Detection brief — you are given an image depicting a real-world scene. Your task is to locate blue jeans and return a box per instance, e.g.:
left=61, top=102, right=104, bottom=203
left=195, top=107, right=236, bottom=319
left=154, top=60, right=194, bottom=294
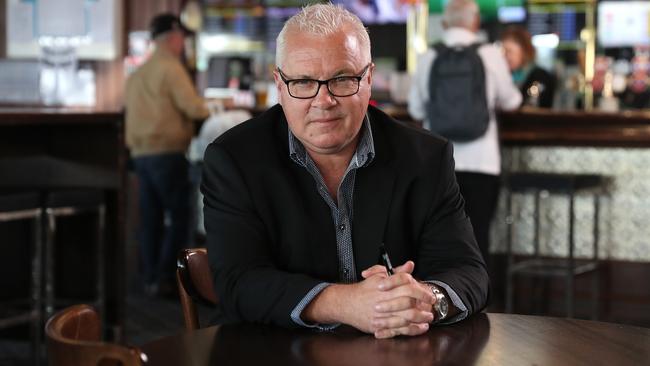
left=133, top=153, right=190, bottom=286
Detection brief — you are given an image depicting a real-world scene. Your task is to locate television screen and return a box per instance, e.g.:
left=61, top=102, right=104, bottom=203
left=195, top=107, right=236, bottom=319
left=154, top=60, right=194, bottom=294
left=336, top=0, right=409, bottom=24
left=527, top=1, right=585, bottom=42
left=598, top=1, right=650, bottom=47
left=206, top=56, right=254, bottom=90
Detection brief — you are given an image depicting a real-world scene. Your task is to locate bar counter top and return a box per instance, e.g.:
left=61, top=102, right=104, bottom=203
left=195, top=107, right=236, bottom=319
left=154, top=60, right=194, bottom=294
left=374, top=104, right=650, bottom=148
left=498, top=107, right=650, bottom=148
left=5, top=105, right=650, bottom=148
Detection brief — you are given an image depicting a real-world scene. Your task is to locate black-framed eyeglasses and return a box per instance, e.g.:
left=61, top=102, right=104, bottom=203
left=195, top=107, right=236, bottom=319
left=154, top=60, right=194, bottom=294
left=277, top=63, right=371, bottom=99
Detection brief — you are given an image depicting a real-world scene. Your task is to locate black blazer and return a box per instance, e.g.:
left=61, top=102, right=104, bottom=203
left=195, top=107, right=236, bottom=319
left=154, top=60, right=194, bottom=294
left=201, top=104, right=488, bottom=328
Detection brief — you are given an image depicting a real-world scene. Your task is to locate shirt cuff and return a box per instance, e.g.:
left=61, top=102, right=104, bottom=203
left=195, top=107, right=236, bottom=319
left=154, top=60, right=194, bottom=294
left=290, top=282, right=340, bottom=331
left=427, top=280, right=469, bottom=325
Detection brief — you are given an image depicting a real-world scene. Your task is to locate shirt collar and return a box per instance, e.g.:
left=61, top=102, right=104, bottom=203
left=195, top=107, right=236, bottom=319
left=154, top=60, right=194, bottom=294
left=442, top=27, right=479, bottom=46
left=289, top=113, right=375, bottom=169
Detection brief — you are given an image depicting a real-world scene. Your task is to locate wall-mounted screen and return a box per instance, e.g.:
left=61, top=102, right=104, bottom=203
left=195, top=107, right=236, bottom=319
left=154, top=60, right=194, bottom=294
left=336, top=0, right=409, bottom=24
left=429, top=0, right=525, bottom=23
left=527, top=2, right=585, bottom=42
left=598, top=1, right=650, bottom=47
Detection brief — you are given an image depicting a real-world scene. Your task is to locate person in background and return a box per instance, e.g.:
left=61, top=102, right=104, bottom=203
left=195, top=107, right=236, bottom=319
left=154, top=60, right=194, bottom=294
left=501, top=25, right=556, bottom=108
left=125, top=13, right=210, bottom=297
left=201, top=3, right=488, bottom=338
left=408, top=0, right=521, bottom=273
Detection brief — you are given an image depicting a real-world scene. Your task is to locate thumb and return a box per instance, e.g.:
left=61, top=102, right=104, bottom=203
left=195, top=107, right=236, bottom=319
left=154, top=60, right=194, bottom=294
left=361, top=265, right=388, bottom=279
left=394, top=260, right=415, bottom=274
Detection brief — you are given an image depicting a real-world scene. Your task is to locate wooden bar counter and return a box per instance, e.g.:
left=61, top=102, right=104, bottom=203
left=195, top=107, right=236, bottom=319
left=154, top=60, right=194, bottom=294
left=499, top=107, right=650, bottom=147
left=492, top=107, right=650, bottom=325
left=0, top=107, right=127, bottom=341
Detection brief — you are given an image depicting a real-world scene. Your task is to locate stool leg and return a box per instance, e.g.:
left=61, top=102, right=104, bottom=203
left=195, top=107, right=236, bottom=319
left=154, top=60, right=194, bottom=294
left=506, top=190, right=515, bottom=313
left=566, top=192, right=575, bottom=318
left=531, top=191, right=541, bottom=314
left=31, top=212, right=43, bottom=365
left=592, top=193, right=600, bottom=320
left=45, top=209, right=56, bottom=320
left=97, top=205, right=106, bottom=333
left=533, top=191, right=542, bottom=257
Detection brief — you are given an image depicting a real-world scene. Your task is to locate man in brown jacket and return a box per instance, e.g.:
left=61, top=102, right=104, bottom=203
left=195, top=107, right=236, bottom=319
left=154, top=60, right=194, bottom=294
left=125, top=13, right=209, bottom=296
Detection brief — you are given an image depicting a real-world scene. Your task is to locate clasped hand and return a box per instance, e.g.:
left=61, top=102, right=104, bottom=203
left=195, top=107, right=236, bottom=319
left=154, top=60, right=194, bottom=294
left=355, top=261, right=436, bottom=339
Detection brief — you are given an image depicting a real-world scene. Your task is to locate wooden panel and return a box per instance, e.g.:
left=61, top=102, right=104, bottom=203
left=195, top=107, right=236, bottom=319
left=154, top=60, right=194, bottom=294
left=499, top=108, right=650, bottom=147
left=127, top=0, right=185, bottom=32
left=0, top=110, right=127, bottom=341
left=489, top=254, right=650, bottom=327
left=95, top=60, right=125, bottom=111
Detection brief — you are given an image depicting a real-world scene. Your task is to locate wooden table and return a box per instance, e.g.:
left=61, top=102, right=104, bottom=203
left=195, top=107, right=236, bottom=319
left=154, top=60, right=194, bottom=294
left=141, top=313, right=650, bottom=365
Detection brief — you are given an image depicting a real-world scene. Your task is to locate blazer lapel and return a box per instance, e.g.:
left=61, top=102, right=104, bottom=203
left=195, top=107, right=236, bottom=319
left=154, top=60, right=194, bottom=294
left=352, top=112, right=397, bottom=276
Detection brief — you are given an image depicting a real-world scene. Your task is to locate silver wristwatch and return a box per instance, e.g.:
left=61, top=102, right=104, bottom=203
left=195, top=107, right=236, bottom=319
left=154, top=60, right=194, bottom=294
left=430, top=285, right=449, bottom=323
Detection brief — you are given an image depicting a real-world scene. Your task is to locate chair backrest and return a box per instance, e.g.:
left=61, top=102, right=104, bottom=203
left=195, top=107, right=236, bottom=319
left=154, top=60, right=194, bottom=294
left=46, top=304, right=147, bottom=366
left=177, top=248, right=219, bottom=330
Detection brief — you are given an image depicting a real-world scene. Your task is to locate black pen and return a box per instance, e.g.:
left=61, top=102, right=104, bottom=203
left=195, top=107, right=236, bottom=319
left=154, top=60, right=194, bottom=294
left=379, top=244, right=394, bottom=276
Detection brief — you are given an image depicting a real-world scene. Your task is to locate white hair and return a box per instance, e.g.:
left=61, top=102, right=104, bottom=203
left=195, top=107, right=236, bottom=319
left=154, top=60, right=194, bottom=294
left=443, top=0, right=479, bottom=29
left=275, top=3, right=371, bottom=69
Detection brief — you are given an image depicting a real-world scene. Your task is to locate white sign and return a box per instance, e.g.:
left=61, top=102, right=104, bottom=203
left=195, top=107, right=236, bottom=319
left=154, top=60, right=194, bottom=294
left=7, top=0, right=122, bottom=60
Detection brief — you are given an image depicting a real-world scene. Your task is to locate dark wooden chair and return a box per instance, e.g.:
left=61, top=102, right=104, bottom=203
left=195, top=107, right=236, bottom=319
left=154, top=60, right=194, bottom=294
left=45, top=304, right=147, bottom=366
left=176, top=248, right=219, bottom=330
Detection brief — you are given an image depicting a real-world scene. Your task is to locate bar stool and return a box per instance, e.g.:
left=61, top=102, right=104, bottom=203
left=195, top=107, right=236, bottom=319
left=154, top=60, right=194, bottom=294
left=504, top=172, right=605, bottom=319
left=44, top=189, right=106, bottom=327
left=0, top=191, right=43, bottom=365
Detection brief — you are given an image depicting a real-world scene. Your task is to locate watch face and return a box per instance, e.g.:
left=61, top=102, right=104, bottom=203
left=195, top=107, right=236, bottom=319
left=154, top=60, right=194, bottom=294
left=438, top=297, right=449, bottom=318
left=431, top=286, right=449, bottom=320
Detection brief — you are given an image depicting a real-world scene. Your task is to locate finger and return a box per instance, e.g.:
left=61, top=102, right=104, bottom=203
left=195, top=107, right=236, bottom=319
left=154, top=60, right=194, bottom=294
left=374, top=323, right=429, bottom=339
left=361, top=265, right=388, bottom=279
left=375, top=296, right=417, bottom=313
left=416, top=299, right=434, bottom=312
left=372, top=315, right=410, bottom=330
left=379, top=287, right=434, bottom=308
left=378, top=272, right=415, bottom=291
left=393, top=260, right=415, bottom=274
left=375, top=297, right=435, bottom=319
left=378, top=277, right=435, bottom=304
left=373, top=307, right=434, bottom=325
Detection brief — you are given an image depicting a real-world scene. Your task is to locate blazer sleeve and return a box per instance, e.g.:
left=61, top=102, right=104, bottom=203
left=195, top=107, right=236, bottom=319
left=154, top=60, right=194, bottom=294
left=201, top=142, right=324, bottom=328
left=415, top=141, right=489, bottom=315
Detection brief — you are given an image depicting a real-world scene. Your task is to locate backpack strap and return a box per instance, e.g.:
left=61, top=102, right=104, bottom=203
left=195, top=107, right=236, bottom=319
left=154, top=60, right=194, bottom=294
left=468, top=42, right=484, bottom=52
left=432, top=42, right=449, bottom=56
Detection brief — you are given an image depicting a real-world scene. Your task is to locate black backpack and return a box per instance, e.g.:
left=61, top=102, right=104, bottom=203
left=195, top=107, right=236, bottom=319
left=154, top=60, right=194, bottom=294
left=427, top=42, right=489, bottom=142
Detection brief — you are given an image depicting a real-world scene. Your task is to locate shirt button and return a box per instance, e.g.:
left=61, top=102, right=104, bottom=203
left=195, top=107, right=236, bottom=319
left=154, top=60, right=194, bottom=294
left=339, top=224, right=345, bottom=232
left=343, top=268, right=350, bottom=275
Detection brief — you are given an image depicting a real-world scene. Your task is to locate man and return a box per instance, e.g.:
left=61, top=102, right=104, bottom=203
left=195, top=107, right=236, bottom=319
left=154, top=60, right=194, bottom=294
left=202, top=4, right=487, bottom=339
left=408, top=0, right=522, bottom=267
left=125, top=13, right=209, bottom=296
